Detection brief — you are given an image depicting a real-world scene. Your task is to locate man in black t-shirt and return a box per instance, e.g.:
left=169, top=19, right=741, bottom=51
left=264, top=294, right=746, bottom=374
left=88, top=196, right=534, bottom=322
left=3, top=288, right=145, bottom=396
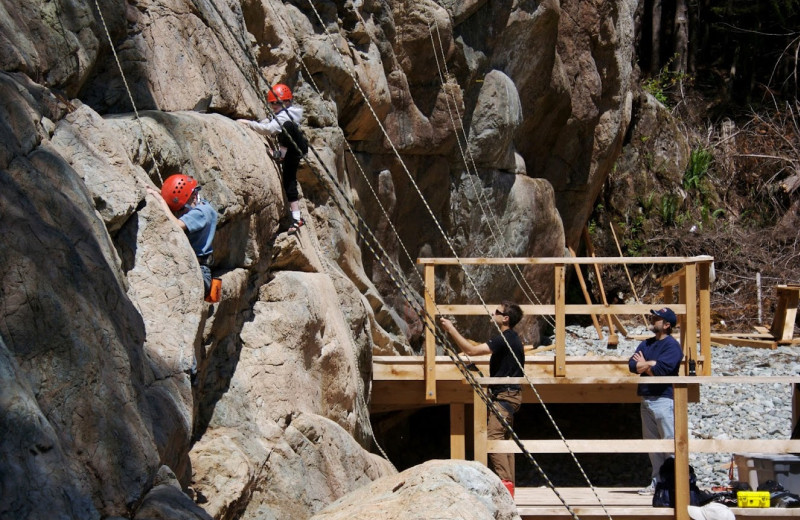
left=439, top=301, right=524, bottom=495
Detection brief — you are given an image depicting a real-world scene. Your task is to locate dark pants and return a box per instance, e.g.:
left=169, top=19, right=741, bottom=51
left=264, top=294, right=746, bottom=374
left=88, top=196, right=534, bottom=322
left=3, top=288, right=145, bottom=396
left=282, top=152, right=300, bottom=203
left=488, top=389, right=522, bottom=482
left=200, top=265, right=211, bottom=296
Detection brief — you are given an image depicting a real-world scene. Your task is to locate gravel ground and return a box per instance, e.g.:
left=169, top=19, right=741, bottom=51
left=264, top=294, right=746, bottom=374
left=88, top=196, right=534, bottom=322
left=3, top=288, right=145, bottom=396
left=545, top=324, right=800, bottom=489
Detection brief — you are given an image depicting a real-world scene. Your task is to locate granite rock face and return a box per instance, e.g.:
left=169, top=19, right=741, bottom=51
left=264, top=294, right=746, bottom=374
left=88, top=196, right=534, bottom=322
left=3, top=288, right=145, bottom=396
left=1, top=0, right=642, bottom=517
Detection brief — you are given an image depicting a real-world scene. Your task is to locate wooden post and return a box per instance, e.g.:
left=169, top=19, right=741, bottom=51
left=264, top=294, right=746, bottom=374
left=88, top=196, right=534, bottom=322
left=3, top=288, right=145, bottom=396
left=663, top=284, right=674, bottom=305
left=771, top=286, right=800, bottom=343
left=450, top=403, right=465, bottom=459
left=474, top=388, right=487, bottom=465
left=569, top=246, right=604, bottom=340
left=698, top=261, right=712, bottom=376
left=424, top=264, right=437, bottom=402
left=793, top=384, right=800, bottom=441
left=555, top=264, right=566, bottom=377
left=673, top=383, right=690, bottom=520
left=757, top=273, right=762, bottom=324
left=683, top=264, right=697, bottom=375
left=582, top=228, right=618, bottom=345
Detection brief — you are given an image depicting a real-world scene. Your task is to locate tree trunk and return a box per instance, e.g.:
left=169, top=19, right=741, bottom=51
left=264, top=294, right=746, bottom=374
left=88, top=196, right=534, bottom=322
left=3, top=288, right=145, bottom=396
left=650, top=0, right=663, bottom=75
left=673, top=0, right=688, bottom=74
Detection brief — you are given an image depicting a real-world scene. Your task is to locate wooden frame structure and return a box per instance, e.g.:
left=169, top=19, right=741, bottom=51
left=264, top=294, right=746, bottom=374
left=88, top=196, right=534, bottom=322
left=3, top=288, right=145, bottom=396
left=372, top=255, right=800, bottom=520
left=709, top=284, right=800, bottom=349
left=417, top=256, right=714, bottom=402
left=475, top=375, right=800, bottom=520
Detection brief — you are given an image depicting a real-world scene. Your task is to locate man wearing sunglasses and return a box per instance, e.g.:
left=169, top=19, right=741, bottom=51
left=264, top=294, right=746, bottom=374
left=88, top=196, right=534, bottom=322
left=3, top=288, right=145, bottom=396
left=628, top=307, right=683, bottom=496
left=439, top=301, right=524, bottom=496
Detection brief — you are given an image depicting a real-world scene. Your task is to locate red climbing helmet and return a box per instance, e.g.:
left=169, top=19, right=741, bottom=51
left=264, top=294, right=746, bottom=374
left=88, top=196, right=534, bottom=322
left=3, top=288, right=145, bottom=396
left=161, top=174, right=198, bottom=212
left=268, top=83, right=293, bottom=103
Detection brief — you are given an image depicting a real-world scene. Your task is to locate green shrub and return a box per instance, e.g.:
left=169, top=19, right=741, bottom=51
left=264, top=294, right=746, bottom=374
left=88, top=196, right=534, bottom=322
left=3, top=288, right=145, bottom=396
left=684, top=146, right=714, bottom=192
left=660, top=193, right=680, bottom=226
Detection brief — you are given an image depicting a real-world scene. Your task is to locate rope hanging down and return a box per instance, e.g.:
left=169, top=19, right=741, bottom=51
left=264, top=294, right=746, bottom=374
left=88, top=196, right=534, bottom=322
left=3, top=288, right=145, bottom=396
left=297, top=4, right=611, bottom=518
left=425, top=20, right=612, bottom=515
left=426, top=22, right=555, bottom=330
left=263, top=3, right=600, bottom=518
left=91, top=0, right=164, bottom=184
left=293, top=121, right=583, bottom=520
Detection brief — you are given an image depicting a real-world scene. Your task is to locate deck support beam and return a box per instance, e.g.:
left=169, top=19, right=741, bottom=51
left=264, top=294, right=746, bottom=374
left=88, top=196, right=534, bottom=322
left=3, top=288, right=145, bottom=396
left=474, top=389, right=487, bottom=466
left=450, top=403, right=465, bottom=459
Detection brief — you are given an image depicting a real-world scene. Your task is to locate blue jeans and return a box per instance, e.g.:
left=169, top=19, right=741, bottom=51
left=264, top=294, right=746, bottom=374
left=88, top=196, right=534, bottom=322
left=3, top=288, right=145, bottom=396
left=641, top=395, right=674, bottom=483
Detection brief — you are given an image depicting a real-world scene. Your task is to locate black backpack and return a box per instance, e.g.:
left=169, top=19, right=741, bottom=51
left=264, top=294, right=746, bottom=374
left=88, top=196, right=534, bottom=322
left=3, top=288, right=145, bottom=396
left=758, top=480, right=800, bottom=508
left=653, top=457, right=713, bottom=507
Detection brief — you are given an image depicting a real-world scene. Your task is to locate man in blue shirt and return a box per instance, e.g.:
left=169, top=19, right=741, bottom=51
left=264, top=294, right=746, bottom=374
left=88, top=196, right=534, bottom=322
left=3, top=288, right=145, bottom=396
left=629, top=307, right=684, bottom=495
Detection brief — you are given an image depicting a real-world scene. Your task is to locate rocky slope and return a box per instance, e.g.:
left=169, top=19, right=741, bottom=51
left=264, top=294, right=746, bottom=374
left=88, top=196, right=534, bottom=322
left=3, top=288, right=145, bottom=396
left=1, top=0, right=643, bottom=518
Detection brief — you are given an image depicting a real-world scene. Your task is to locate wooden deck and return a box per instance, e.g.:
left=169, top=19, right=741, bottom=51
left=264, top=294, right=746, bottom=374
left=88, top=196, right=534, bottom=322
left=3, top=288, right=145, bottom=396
left=515, top=487, right=800, bottom=519
left=371, top=256, right=800, bottom=520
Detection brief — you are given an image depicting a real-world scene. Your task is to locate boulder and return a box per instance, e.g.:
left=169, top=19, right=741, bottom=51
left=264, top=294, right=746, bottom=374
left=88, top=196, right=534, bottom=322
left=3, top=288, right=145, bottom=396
left=190, top=413, right=394, bottom=519
left=310, top=459, right=520, bottom=520
left=467, top=69, right=523, bottom=171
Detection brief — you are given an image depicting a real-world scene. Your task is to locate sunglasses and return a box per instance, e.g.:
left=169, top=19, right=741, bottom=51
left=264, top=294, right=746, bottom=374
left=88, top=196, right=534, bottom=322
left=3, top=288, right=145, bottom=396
left=494, top=309, right=507, bottom=316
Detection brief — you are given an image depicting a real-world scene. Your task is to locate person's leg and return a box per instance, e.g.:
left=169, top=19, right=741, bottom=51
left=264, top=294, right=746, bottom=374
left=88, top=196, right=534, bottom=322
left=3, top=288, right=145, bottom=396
left=641, top=398, right=661, bottom=489
left=282, top=154, right=300, bottom=216
left=649, top=395, right=675, bottom=479
left=200, top=265, right=212, bottom=296
left=487, top=390, right=522, bottom=483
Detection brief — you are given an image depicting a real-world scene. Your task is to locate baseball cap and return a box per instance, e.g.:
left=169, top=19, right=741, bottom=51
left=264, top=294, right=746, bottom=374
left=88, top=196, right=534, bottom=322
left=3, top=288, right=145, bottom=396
left=688, top=503, right=735, bottom=520
left=650, top=307, right=677, bottom=327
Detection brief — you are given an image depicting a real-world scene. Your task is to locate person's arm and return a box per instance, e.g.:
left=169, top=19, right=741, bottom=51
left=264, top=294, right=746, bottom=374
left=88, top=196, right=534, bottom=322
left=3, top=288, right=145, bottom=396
left=438, top=318, right=492, bottom=356
left=649, top=341, right=684, bottom=376
left=631, top=350, right=657, bottom=375
left=146, top=186, right=187, bottom=230
left=236, top=117, right=281, bottom=136
left=629, top=344, right=644, bottom=373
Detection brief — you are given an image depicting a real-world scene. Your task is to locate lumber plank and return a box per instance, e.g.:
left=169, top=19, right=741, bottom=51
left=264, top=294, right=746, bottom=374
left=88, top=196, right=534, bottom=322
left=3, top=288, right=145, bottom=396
left=487, top=438, right=800, bottom=453
left=417, top=256, right=714, bottom=265
left=424, top=264, right=436, bottom=401
left=436, top=303, right=688, bottom=315
left=710, top=335, right=778, bottom=349
left=476, top=375, right=800, bottom=384
left=450, top=403, right=465, bottom=459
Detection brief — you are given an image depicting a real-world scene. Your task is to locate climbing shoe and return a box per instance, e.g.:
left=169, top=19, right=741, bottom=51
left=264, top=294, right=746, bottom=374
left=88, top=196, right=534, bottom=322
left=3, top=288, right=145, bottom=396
left=288, top=218, right=305, bottom=235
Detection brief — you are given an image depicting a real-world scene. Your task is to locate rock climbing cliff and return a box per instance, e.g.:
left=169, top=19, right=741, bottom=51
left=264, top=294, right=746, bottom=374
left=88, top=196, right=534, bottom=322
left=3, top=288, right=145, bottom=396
left=0, top=0, right=637, bottom=518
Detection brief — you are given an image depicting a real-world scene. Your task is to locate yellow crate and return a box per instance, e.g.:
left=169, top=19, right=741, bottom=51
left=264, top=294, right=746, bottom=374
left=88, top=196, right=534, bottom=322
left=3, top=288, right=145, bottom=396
left=737, top=491, right=770, bottom=508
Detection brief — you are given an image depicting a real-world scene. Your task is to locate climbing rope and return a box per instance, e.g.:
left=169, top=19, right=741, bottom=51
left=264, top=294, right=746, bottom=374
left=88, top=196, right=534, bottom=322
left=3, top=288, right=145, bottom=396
left=300, top=133, right=586, bottom=520
left=250, top=3, right=590, bottom=517
left=296, top=6, right=616, bottom=518
left=426, top=22, right=556, bottom=330
left=90, top=0, right=164, bottom=184
left=425, top=20, right=613, bottom=516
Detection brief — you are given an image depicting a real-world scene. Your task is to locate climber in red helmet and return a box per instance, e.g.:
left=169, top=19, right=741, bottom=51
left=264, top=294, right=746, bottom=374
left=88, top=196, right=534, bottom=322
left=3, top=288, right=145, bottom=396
left=147, top=174, right=218, bottom=297
left=237, top=83, right=309, bottom=235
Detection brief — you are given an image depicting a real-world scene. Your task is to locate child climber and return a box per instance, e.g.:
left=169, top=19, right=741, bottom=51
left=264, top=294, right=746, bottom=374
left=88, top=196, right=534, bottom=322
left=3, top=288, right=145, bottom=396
left=237, top=83, right=308, bottom=234
left=147, top=174, right=218, bottom=297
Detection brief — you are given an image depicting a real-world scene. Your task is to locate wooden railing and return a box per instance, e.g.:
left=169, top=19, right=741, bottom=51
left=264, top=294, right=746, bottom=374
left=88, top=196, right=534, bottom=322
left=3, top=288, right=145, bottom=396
left=474, top=375, right=800, bottom=520
left=417, top=256, right=715, bottom=402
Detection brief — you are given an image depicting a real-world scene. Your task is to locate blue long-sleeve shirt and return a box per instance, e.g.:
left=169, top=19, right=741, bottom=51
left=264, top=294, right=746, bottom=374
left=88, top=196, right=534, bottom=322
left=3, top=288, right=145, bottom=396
left=628, top=335, right=683, bottom=398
